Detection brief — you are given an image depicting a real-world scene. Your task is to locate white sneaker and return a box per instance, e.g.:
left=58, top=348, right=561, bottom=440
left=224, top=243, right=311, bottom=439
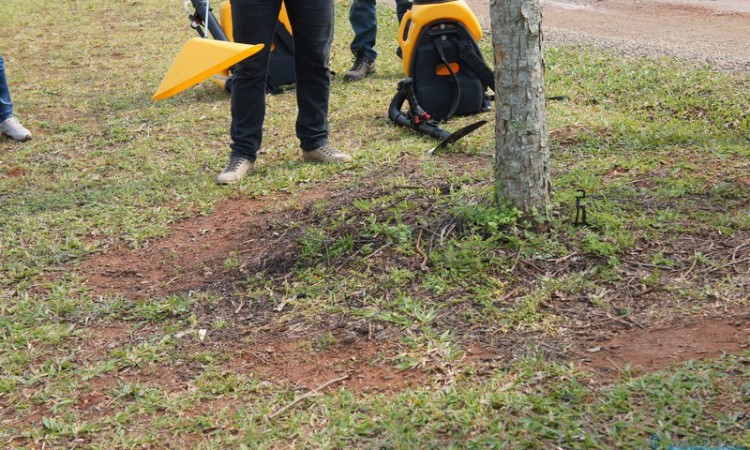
left=0, top=117, right=32, bottom=142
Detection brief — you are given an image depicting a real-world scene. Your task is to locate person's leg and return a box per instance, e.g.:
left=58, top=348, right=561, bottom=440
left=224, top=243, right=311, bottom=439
left=284, top=0, right=333, bottom=151
left=228, top=0, right=282, bottom=162
left=395, top=0, right=412, bottom=24
left=345, top=0, right=378, bottom=80
left=216, top=0, right=281, bottom=183
left=349, top=0, right=378, bottom=61
left=0, top=55, right=31, bottom=141
left=393, top=0, right=412, bottom=59
left=0, top=55, right=14, bottom=122
left=285, top=0, right=351, bottom=162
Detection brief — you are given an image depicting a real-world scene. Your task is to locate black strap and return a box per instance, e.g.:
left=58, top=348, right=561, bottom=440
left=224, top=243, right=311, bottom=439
left=433, top=38, right=460, bottom=121
left=274, top=20, right=294, bottom=54
left=266, top=20, right=295, bottom=92
left=457, top=40, right=495, bottom=92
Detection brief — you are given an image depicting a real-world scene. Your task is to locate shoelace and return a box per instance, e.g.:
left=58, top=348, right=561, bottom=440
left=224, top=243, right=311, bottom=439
left=226, top=157, right=246, bottom=171
left=319, top=145, right=337, bottom=156
left=352, top=57, right=370, bottom=71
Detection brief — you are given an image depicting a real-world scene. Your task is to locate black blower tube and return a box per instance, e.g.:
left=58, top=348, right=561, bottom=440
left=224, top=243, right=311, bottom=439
left=190, top=0, right=229, bottom=41
left=388, top=88, right=451, bottom=141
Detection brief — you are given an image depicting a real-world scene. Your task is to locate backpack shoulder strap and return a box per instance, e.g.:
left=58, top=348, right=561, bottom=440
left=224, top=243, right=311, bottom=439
left=457, top=40, right=495, bottom=92
left=433, top=38, right=461, bottom=121
left=274, top=20, right=294, bottom=53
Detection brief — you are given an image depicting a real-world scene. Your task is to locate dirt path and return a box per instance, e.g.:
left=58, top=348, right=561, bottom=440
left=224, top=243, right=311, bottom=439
left=388, top=0, right=750, bottom=72
left=543, top=0, right=750, bottom=72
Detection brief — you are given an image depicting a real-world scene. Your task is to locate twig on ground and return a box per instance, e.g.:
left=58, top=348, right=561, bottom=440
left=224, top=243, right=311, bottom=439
left=729, top=242, right=749, bottom=263
left=266, top=374, right=350, bottom=420
left=498, top=286, right=522, bottom=303
left=333, top=248, right=363, bottom=272
left=415, top=229, right=429, bottom=271
left=363, top=242, right=392, bottom=260
left=624, top=260, right=673, bottom=270
left=605, top=356, right=623, bottom=372
left=239, top=226, right=292, bottom=255
left=438, top=220, right=457, bottom=246
left=678, top=254, right=699, bottom=281
left=605, top=312, right=645, bottom=329
left=509, top=249, right=523, bottom=274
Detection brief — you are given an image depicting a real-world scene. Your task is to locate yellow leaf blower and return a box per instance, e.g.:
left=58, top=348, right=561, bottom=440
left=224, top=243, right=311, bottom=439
left=153, top=0, right=295, bottom=101
left=388, top=0, right=495, bottom=152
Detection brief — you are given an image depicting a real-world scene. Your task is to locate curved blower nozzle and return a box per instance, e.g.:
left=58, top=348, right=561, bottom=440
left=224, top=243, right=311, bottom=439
left=152, top=38, right=264, bottom=100
left=388, top=78, right=451, bottom=141
left=388, top=77, right=487, bottom=155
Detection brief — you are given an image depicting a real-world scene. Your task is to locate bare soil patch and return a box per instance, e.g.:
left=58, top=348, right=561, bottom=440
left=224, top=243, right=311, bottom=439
left=583, top=315, right=750, bottom=374
left=227, top=339, right=426, bottom=393
left=77, top=194, right=308, bottom=300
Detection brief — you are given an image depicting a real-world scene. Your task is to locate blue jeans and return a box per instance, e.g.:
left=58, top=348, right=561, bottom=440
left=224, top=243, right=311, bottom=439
left=350, top=0, right=411, bottom=61
left=229, top=0, right=334, bottom=160
left=0, top=55, right=13, bottom=122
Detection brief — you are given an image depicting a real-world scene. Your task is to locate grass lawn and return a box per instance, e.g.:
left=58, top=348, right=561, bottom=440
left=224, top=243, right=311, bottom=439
left=0, top=0, right=748, bottom=448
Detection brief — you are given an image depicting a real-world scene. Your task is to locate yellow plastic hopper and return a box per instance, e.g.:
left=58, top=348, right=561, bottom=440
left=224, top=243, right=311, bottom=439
left=152, top=38, right=264, bottom=100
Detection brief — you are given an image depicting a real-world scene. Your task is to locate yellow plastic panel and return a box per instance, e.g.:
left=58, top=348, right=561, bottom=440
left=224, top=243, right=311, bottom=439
left=219, top=1, right=233, bottom=42
left=398, top=0, right=482, bottom=77
left=219, top=1, right=292, bottom=42
left=278, top=3, right=292, bottom=35
left=152, top=38, right=264, bottom=100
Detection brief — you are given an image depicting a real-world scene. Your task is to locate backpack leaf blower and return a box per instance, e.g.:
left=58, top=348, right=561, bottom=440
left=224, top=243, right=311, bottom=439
left=388, top=0, right=495, bottom=153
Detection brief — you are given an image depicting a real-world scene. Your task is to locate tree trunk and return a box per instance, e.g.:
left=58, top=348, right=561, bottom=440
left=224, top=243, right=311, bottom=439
left=490, top=0, right=551, bottom=220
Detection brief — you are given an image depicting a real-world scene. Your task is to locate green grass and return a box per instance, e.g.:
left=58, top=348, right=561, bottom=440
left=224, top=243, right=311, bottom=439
left=1, top=0, right=749, bottom=448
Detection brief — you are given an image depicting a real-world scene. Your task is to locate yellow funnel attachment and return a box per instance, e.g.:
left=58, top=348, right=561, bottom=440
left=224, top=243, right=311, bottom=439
left=152, top=38, right=264, bottom=100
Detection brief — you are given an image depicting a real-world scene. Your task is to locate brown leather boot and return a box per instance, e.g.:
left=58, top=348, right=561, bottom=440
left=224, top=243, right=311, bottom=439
left=344, top=56, right=376, bottom=81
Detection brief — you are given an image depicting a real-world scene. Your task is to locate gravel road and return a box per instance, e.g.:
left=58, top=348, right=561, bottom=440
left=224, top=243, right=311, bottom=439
left=384, top=0, right=750, bottom=72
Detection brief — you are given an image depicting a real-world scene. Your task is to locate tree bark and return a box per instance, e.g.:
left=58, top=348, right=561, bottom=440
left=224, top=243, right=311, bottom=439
left=490, top=0, right=551, bottom=220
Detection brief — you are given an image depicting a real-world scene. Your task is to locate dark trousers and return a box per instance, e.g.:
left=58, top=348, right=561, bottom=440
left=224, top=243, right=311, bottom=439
left=0, top=55, right=14, bottom=122
left=230, top=0, right=334, bottom=160
left=350, top=0, right=412, bottom=61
